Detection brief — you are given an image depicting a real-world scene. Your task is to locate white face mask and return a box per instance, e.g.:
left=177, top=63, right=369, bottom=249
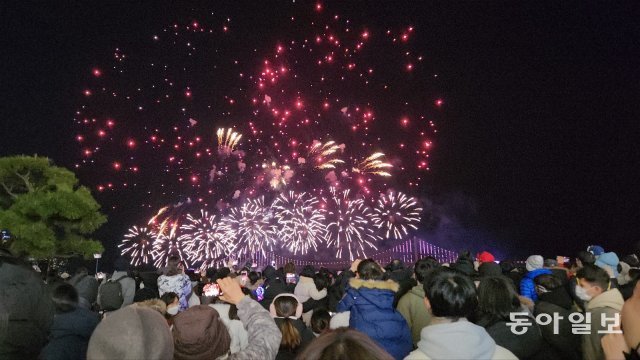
left=167, top=305, right=179, bottom=315
left=575, top=285, right=592, bottom=301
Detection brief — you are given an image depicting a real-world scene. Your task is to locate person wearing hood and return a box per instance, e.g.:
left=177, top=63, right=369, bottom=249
left=533, top=274, right=581, bottom=360
left=520, top=255, right=552, bottom=301
left=397, top=257, right=439, bottom=346
left=576, top=265, right=625, bottom=360
left=595, top=251, right=620, bottom=288
left=270, top=294, right=314, bottom=360
left=262, top=265, right=290, bottom=310
left=41, top=283, right=99, bottom=360
left=337, top=259, right=412, bottom=360
left=67, top=266, right=99, bottom=309
left=405, top=268, right=516, bottom=360
left=450, top=250, right=476, bottom=277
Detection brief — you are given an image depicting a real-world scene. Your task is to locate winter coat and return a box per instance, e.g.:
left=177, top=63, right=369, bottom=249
left=229, top=296, right=282, bottom=360
left=534, top=287, right=581, bottom=360
left=209, top=303, right=249, bottom=354
left=397, top=284, right=432, bottom=346
left=294, top=276, right=327, bottom=303
left=337, top=278, right=412, bottom=360
left=68, top=273, right=99, bottom=309
left=484, top=319, right=545, bottom=360
left=582, top=288, right=624, bottom=360
left=97, top=271, right=136, bottom=309
left=40, top=307, right=99, bottom=360
left=0, top=255, right=54, bottom=360
left=157, top=273, right=192, bottom=311
left=273, top=317, right=314, bottom=360
left=519, top=268, right=552, bottom=301
left=261, top=278, right=290, bottom=310
left=405, top=319, right=517, bottom=360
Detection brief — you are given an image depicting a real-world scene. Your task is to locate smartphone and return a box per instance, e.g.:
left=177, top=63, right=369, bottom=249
left=241, top=271, right=248, bottom=286
left=203, top=283, right=222, bottom=297
left=96, top=272, right=106, bottom=280
left=286, top=273, right=296, bottom=284
left=254, top=286, right=265, bottom=302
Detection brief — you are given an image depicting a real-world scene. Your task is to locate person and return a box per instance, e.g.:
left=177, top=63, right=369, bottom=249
left=472, top=276, right=546, bottom=359
left=160, top=291, right=180, bottom=324
left=86, top=305, right=174, bottom=359
left=310, top=308, right=331, bottom=337
left=533, top=274, right=581, bottom=360
left=450, top=250, right=475, bottom=276
left=261, top=265, right=289, bottom=309
left=587, top=245, right=606, bottom=257
left=337, top=259, right=412, bottom=360
left=0, top=248, right=54, bottom=360
left=544, top=258, right=570, bottom=285
left=209, top=296, right=249, bottom=354
left=477, top=251, right=496, bottom=264
left=397, top=256, right=439, bottom=346
left=269, top=293, right=314, bottom=360
left=576, top=265, right=625, bottom=360
left=296, top=327, right=394, bottom=360
left=385, top=259, right=417, bottom=306
left=595, top=251, right=621, bottom=288
left=41, top=283, right=99, bottom=360
left=405, top=268, right=516, bottom=360
left=157, top=256, right=192, bottom=311
left=246, top=270, right=264, bottom=292
left=294, top=265, right=327, bottom=303
left=577, top=250, right=597, bottom=269
left=601, top=279, right=640, bottom=359
left=172, top=305, right=231, bottom=360
left=520, top=255, right=552, bottom=301
left=67, top=266, right=99, bottom=309
left=97, top=257, right=136, bottom=309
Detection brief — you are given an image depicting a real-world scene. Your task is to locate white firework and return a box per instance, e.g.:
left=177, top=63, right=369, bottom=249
left=372, top=191, right=423, bottom=240
left=119, top=226, right=155, bottom=266
left=323, top=187, right=380, bottom=261
left=151, top=231, right=189, bottom=269
left=272, top=191, right=327, bottom=255
left=220, top=197, right=275, bottom=257
left=179, top=210, right=234, bottom=270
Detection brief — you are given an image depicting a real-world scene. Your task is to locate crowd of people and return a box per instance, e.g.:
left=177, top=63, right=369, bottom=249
left=0, top=244, right=639, bottom=360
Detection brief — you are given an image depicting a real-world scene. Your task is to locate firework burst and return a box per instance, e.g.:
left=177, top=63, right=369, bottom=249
left=152, top=231, right=189, bottom=269
left=179, top=210, right=234, bottom=269
left=217, top=128, right=243, bottom=155
left=272, top=191, right=327, bottom=255
left=372, top=191, right=423, bottom=240
left=323, top=187, right=380, bottom=261
left=354, top=152, right=393, bottom=177
left=119, top=226, right=155, bottom=266
left=221, top=197, right=275, bottom=257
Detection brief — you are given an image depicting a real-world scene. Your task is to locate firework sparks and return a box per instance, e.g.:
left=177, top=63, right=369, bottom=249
left=179, top=210, right=234, bottom=270
left=372, top=191, right=423, bottom=240
left=220, top=197, right=275, bottom=257
left=119, top=226, right=155, bottom=266
left=354, top=152, right=393, bottom=177
left=272, top=191, right=327, bottom=255
left=217, top=128, right=243, bottom=155
left=151, top=231, right=189, bottom=268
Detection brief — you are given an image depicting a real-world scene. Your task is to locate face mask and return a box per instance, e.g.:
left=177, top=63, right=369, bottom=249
left=575, top=285, right=592, bottom=301
left=167, top=305, right=179, bottom=315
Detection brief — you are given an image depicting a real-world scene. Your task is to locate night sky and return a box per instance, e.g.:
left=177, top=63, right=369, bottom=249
left=2, top=1, right=638, bottom=262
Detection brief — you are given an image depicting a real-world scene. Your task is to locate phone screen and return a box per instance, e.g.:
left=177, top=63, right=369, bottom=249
left=286, top=273, right=296, bottom=284
left=203, top=283, right=222, bottom=297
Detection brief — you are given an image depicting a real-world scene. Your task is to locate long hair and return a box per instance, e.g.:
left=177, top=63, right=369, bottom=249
left=474, top=276, right=521, bottom=327
left=274, top=296, right=302, bottom=350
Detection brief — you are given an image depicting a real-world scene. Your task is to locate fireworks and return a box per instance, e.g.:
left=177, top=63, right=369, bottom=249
left=179, top=210, right=233, bottom=269
left=323, top=187, right=380, bottom=261
left=354, top=152, right=393, bottom=177
left=119, top=226, right=155, bottom=266
left=152, top=231, right=189, bottom=269
left=217, top=128, right=243, bottom=155
left=372, top=191, right=423, bottom=240
left=308, top=140, right=345, bottom=170
left=272, top=191, right=327, bottom=255
left=220, top=197, right=275, bottom=257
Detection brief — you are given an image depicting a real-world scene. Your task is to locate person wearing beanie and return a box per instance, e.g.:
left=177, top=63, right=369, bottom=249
left=172, top=305, right=232, bottom=360
left=520, top=255, right=551, bottom=301
left=87, top=305, right=174, bottom=360
left=587, top=245, right=605, bottom=257
left=595, top=252, right=620, bottom=280
left=477, top=251, right=495, bottom=264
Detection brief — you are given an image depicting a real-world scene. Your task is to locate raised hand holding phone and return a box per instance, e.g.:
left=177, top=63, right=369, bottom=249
left=217, top=277, right=246, bottom=305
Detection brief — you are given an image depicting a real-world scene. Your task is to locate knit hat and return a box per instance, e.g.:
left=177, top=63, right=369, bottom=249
left=526, top=255, right=544, bottom=272
left=87, top=305, right=173, bottom=360
left=595, top=252, right=620, bottom=278
left=476, top=251, right=495, bottom=264
left=172, top=305, right=231, bottom=360
left=587, top=245, right=605, bottom=257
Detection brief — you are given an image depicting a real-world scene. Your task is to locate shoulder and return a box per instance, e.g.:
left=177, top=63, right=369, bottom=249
left=493, top=345, right=518, bottom=360
left=404, top=349, right=430, bottom=360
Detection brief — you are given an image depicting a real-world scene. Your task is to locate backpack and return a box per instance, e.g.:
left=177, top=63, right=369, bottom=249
left=99, top=275, right=127, bottom=311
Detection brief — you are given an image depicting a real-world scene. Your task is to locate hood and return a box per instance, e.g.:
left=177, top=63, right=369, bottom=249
left=587, top=288, right=624, bottom=311
left=263, top=265, right=277, bottom=280
left=595, top=252, right=620, bottom=277
left=347, top=278, right=398, bottom=310
left=50, top=308, right=97, bottom=340
left=452, top=258, right=475, bottom=276
left=418, top=320, right=496, bottom=359
left=408, top=284, right=426, bottom=298
left=524, top=268, right=552, bottom=280
left=538, top=286, right=573, bottom=310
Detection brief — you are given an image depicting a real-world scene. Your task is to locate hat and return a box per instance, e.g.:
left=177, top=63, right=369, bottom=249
left=270, top=293, right=303, bottom=319
left=587, top=245, right=605, bottom=256
left=87, top=306, right=173, bottom=360
left=476, top=251, right=495, bottom=264
left=478, top=262, right=502, bottom=277
left=172, top=305, right=231, bottom=360
left=595, top=252, right=620, bottom=278
left=526, top=255, right=544, bottom=272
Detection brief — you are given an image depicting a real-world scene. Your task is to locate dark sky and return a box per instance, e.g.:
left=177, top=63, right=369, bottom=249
left=1, top=1, right=638, bottom=259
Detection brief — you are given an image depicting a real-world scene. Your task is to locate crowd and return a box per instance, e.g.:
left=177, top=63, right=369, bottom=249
left=0, top=243, right=639, bottom=360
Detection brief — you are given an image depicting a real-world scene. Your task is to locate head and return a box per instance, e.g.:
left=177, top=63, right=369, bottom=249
left=300, top=265, right=316, bottom=278
left=248, top=271, right=260, bottom=285
left=52, top=283, right=79, bottom=313
left=164, top=255, right=182, bottom=276
left=386, top=259, right=404, bottom=272
left=284, top=262, right=296, bottom=274
left=172, top=305, right=231, bottom=360
left=475, top=276, right=521, bottom=325
left=499, top=260, right=515, bottom=274
left=87, top=306, right=174, bottom=359
left=272, top=294, right=303, bottom=350
left=525, top=255, right=544, bottom=271
left=414, top=256, right=440, bottom=284
left=314, top=272, right=329, bottom=291
left=576, top=265, right=610, bottom=302
left=160, top=292, right=179, bottom=315
left=587, top=245, right=605, bottom=257
left=136, top=299, right=167, bottom=315
left=544, top=258, right=558, bottom=268
left=75, top=266, right=89, bottom=276
left=476, top=251, right=495, bottom=264
left=311, top=308, right=332, bottom=335
left=296, top=328, right=394, bottom=360
left=423, top=267, right=477, bottom=320
left=113, top=256, right=130, bottom=272
left=478, top=262, right=502, bottom=278
left=576, top=250, right=596, bottom=268
left=534, top=273, right=563, bottom=296
left=356, top=259, right=384, bottom=281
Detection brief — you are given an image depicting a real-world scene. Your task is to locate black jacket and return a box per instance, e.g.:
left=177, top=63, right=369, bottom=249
left=534, top=287, right=582, bottom=360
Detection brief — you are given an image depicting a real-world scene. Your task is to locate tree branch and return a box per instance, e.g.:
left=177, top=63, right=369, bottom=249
left=0, top=182, right=17, bottom=198
left=14, top=170, right=34, bottom=192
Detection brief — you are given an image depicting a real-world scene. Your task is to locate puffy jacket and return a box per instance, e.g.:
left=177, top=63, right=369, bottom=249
left=40, top=307, right=99, bottom=360
left=337, top=278, right=412, bottom=360
left=157, top=273, right=192, bottom=311
left=582, top=288, right=624, bottom=360
left=520, top=268, right=552, bottom=301
left=397, top=284, right=431, bottom=346
left=294, top=276, right=327, bottom=303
